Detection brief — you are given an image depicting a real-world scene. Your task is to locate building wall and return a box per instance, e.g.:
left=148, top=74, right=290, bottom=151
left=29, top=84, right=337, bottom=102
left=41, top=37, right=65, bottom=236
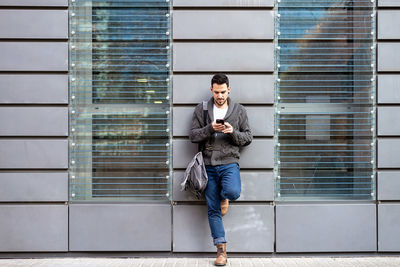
left=377, top=0, right=400, bottom=252
left=172, top=1, right=275, bottom=252
left=0, top=0, right=399, bottom=253
left=0, top=0, right=69, bottom=251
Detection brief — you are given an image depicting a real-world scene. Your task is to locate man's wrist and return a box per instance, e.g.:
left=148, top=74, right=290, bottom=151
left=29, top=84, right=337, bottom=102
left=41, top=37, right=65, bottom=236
left=207, top=123, right=215, bottom=134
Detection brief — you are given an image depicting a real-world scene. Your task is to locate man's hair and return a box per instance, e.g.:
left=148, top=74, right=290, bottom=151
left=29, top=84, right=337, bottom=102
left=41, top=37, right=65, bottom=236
left=211, top=73, right=229, bottom=87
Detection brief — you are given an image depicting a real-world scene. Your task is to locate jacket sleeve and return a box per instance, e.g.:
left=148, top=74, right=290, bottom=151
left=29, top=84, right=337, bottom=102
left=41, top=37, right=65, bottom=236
left=229, top=107, right=253, bottom=146
left=189, top=104, right=215, bottom=143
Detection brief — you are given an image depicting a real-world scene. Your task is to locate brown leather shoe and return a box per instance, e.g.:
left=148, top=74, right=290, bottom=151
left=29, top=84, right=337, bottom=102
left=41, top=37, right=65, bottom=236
left=214, top=243, right=227, bottom=266
left=221, top=199, right=229, bottom=216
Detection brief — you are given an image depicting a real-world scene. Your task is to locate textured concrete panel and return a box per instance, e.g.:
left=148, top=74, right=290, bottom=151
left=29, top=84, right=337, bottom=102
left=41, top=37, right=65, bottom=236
left=378, top=171, right=400, bottom=200
left=0, top=107, right=68, bottom=136
left=173, top=170, right=274, bottom=201
left=173, top=10, right=273, bottom=40
left=0, top=74, right=68, bottom=104
left=173, top=205, right=274, bottom=252
left=0, top=10, right=67, bottom=39
left=378, top=107, right=400, bottom=136
left=378, top=139, right=400, bottom=168
left=173, top=106, right=273, bottom=137
left=173, top=0, right=274, bottom=7
left=0, top=172, right=68, bottom=202
left=0, top=205, right=68, bottom=251
left=0, top=0, right=67, bottom=5
left=173, top=74, right=274, bottom=104
left=378, top=11, right=400, bottom=39
left=173, top=139, right=273, bottom=169
left=173, top=43, right=274, bottom=72
left=378, top=0, right=400, bottom=7
left=378, top=43, right=400, bottom=72
left=379, top=204, right=400, bottom=251
left=69, top=204, right=171, bottom=251
left=0, top=139, right=68, bottom=169
left=276, top=204, right=376, bottom=252
left=0, top=42, right=68, bottom=71
left=378, top=75, right=400, bottom=103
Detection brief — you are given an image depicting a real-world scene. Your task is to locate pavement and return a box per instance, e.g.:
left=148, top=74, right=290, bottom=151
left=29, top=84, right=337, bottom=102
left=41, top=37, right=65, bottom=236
left=1, top=257, right=400, bottom=267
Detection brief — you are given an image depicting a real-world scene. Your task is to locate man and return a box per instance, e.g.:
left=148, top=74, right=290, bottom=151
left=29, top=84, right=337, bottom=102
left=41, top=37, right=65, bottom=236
left=189, top=73, right=252, bottom=266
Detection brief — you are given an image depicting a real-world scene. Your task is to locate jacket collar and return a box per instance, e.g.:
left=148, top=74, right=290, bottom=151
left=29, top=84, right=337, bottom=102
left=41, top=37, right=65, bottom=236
left=207, top=97, right=235, bottom=122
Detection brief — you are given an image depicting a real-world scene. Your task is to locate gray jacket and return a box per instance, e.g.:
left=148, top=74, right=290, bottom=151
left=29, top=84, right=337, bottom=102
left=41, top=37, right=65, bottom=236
left=189, top=97, right=252, bottom=166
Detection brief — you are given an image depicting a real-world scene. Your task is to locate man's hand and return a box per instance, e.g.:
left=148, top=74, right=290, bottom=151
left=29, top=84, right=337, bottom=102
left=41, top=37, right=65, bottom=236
left=212, top=121, right=226, bottom=132
left=222, top=122, right=233, bottom=134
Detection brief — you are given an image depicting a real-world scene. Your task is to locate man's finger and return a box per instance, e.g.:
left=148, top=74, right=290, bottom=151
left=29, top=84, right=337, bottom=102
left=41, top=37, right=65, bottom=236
left=213, top=125, right=225, bottom=131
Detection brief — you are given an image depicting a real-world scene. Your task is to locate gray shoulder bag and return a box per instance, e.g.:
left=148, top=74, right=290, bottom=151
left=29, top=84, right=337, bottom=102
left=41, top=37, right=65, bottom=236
left=180, top=101, right=209, bottom=198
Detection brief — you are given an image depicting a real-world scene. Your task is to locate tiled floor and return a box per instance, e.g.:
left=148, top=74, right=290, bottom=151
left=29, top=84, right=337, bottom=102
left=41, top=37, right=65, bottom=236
left=1, top=257, right=400, bottom=267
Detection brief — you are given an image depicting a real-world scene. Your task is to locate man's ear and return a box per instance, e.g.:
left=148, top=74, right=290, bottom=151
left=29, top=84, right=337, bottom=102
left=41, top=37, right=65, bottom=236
left=228, top=86, right=231, bottom=94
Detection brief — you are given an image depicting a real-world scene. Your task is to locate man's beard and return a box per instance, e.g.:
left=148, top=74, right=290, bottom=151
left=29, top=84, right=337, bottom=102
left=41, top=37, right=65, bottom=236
left=215, top=98, right=226, bottom=107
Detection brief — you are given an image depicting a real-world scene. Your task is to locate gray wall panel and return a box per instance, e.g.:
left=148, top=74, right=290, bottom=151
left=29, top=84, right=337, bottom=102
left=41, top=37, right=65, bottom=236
left=172, top=107, right=193, bottom=137
left=0, top=10, right=68, bottom=39
left=378, top=171, right=400, bottom=200
left=173, top=139, right=197, bottom=169
left=378, top=0, right=400, bottom=7
left=0, top=140, right=68, bottom=169
left=173, top=205, right=274, bottom=252
left=173, top=139, right=273, bottom=169
left=173, top=74, right=274, bottom=104
left=378, top=107, right=400, bottom=136
left=0, top=205, right=68, bottom=251
left=276, top=204, right=377, bottom=252
left=378, top=43, right=400, bottom=72
left=378, top=75, right=400, bottom=104
left=173, top=43, right=274, bottom=72
left=378, top=139, right=400, bottom=168
left=173, top=10, right=273, bottom=40
left=378, top=204, right=400, bottom=251
left=0, top=74, right=68, bottom=104
left=0, top=0, right=67, bottom=6
left=0, top=42, right=68, bottom=71
left=69, top=204, right=171, bottom=251
left=0, top=172, right=68, bottom=202
left=173, top=170, right=274, bottom=201
left=173, top=0, right=274, bottom=7
left=378, top=11, right=400, bottom=40
left=239, top=139, right=273, bottom=168
left=0, top=107, right=68, bottom=136
left=173, top=106, right=273, bottom=137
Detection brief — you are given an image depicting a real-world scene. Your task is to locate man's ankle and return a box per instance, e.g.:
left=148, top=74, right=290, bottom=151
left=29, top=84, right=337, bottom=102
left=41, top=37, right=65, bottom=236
left=221, top=199, right=229, bottom=216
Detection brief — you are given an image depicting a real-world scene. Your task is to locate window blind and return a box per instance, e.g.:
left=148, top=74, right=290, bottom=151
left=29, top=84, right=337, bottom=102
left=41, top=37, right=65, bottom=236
left=69, top=0, right=172, bottom=201
left=275, top=0, right=376, bottom=200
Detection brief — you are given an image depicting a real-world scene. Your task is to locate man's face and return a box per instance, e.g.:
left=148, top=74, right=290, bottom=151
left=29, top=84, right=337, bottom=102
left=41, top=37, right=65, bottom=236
left=211, top=83, right=230, bottom=107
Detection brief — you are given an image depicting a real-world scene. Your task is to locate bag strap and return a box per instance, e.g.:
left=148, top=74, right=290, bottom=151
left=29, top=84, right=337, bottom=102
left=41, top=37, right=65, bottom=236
left=202, top=100, right=208, bottom=125
left=198, top=101, right=208, bottom=152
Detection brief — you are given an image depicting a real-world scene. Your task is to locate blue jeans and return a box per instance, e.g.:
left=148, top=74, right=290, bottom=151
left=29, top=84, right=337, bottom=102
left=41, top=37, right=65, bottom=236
left=205, top=163, right=241, bottom=245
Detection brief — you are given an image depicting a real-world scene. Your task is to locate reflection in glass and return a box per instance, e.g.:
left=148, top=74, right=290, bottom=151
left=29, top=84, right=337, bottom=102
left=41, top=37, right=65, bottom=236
left=69, top=0, right=171, bottom=201
left=275, top=0, right=376, bottom=200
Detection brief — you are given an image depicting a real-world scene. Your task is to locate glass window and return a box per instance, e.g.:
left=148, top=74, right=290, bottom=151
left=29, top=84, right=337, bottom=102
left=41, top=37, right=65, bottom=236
left=275, top=0, right=376, bottom=201
left=69, top=0, right=172, bottom=201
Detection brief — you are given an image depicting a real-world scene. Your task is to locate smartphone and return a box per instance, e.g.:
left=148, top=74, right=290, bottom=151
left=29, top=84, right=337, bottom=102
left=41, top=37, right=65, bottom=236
left=216, top=119, right=225, bottom=125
